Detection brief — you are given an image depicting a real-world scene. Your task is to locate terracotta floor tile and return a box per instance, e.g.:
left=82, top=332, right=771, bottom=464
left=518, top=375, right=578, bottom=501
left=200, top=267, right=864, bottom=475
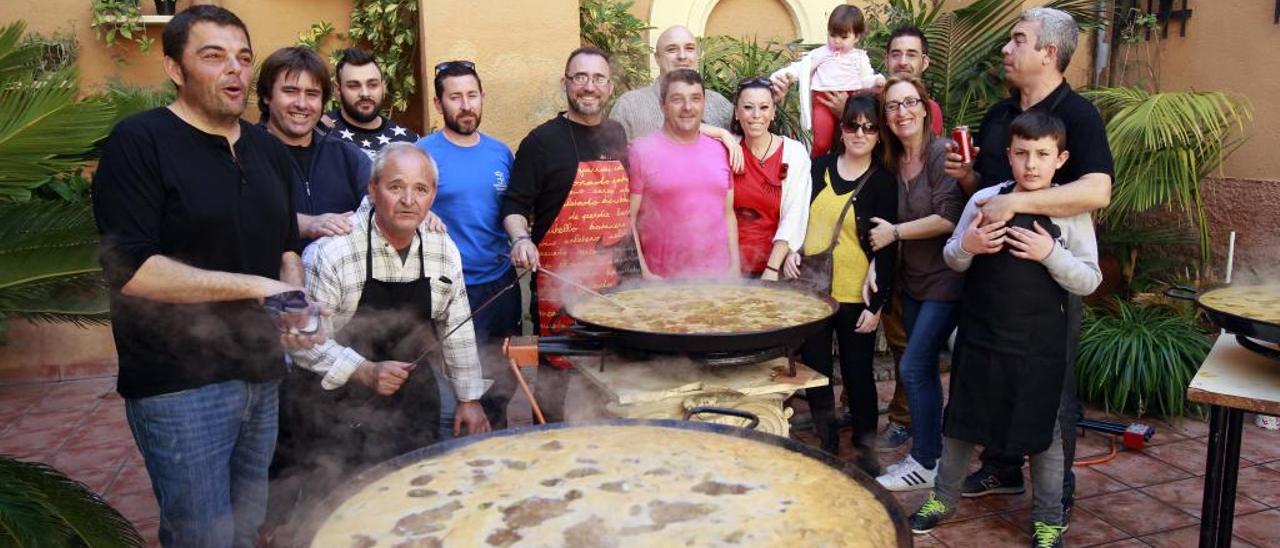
left=1072, top=466, right=1131, bottom=499
left=1088, top=450, right=1194, bottom=487
left=66, top=420, right=137, bottom=449
left=58, top=459, right=121, bottom=492
left=1075, top=430, right=1120, bottom=458
left=0, top=423, right=77, bottom=457
left=892, top=489, right=990, bottom=522
left=109, top=457, right=151, bottom=495
left=105, top=488, right=160, bottom=525
left=1091, top=540, right=1148, bottom=547
left=1237, top=464, right=1280, bottom=507
left=1139, top=476, right=1268, bottom=518
left=929, top=514, right=1030, bottom=547
left=50, top=440, right=138, bottom=474
left=1156, top=416, right=1211, bottom=439
left=913, top=533, right=947, bottom=547
left=1140, top=524, right=1257, bottom=548
left=1232, top=509, right=1280, bottom=547
left=132, top=518, right=160, bottom=548
left=999, top=506, right=1130, bottom=546
left=1145, top=438, right=1254, bottom=475
left=1238, top=425, right=1280, bottom=463
left=975, top=482, right=1034, bottom=513
left=7, top=408, right=91, bottom=434
left=1077, top=490, right=1198, bottom=537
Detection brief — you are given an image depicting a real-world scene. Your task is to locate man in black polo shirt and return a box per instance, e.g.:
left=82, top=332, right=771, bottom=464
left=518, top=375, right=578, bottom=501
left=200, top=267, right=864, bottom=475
left=942, top=7, right=1114, bottom=524
left=92, top=6, right=322, bottom=546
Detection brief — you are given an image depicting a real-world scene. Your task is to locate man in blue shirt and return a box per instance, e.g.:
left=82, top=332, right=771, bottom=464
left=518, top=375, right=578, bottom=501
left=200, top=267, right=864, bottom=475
left=418, top=60, right=522, bottom=430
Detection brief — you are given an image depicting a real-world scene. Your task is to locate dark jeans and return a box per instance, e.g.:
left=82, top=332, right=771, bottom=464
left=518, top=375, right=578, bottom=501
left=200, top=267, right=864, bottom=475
left=126, top=379, right=279, bottom=548
left=978, top=294, right=1083, bottom=505
left=800, top=303, right=879, bottom=439
left=900, top=295, right=960, bottom=469
left=437, top=268, right=523, bottom=437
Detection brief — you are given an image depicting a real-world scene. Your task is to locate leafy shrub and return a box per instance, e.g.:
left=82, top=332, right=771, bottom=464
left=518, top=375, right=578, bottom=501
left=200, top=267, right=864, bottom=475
left=1076, top=299, right=1211, bottom=418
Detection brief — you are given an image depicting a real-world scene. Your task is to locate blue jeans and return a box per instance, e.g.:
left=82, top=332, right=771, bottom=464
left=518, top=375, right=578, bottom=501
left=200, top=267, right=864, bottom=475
left=900, top=296, right=959, bottom=469
left=126, top=379, right=280, bottom=548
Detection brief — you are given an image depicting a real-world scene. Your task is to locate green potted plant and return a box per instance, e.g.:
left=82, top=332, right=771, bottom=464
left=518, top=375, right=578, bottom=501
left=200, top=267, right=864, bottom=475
left=90, top=0, right=154, bottom=54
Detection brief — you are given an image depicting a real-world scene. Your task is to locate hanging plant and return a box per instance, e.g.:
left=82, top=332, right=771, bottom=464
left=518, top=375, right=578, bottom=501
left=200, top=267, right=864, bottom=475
left=346, top=0, right=418, bottom=116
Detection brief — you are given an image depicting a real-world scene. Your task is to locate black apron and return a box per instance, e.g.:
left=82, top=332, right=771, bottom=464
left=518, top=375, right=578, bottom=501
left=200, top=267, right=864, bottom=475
left=276, top=208, right=441, bottom=476
left=943, top=186, right=1067, bottom=455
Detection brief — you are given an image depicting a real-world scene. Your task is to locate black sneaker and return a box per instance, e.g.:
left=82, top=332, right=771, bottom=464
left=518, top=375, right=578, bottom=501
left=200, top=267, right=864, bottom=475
left=1031, top=521, right=1065, bottom=548
left=961, top=467, right=1026, bottom=497
left=909, top=493, right=953, bottom=534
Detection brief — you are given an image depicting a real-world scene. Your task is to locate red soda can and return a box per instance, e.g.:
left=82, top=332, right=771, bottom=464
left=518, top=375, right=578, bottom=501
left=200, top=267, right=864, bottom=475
left=952, top=125, right=974, bottom=163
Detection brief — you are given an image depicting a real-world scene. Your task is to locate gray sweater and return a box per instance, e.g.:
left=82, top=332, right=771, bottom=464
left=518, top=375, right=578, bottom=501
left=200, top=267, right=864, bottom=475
left=608, top=81, right=733, bottom=142
left=943, top=182, right=1102, bottom=296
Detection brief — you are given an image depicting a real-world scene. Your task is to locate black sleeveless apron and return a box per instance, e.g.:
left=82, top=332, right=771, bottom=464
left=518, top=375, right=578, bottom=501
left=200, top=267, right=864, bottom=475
left=943, top=186, right=1068, bottom=455
left=276, top=208, right=441, bottom=474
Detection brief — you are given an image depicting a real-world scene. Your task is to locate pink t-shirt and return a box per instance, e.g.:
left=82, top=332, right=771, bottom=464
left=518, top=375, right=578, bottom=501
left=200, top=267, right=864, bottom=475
left=628, top=132, right=733, bottom=278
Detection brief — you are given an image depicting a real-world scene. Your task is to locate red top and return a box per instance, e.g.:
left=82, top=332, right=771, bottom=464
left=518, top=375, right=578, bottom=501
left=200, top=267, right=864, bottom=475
left=733, top=142, right=785, bottom=274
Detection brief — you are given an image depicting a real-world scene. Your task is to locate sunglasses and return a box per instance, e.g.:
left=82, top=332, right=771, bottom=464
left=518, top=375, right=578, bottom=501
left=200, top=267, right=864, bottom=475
left=434, top=60, right=476, bottom=75
left=843, top=121, right=880, bottom=134
left=737, top=76, right=773, bottom=90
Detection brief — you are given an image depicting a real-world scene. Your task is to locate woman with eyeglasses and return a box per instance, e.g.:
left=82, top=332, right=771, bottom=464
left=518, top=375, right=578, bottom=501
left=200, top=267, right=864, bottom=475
left=729, top=77, right=811, bottom=280
left=796, top=93, right=897, bottom=475
left=871, top=76, right=965, bottom=492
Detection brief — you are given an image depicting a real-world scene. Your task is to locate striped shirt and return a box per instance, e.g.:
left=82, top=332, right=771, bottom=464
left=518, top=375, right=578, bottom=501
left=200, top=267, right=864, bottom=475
left=291, top=197, right=486, bottom=401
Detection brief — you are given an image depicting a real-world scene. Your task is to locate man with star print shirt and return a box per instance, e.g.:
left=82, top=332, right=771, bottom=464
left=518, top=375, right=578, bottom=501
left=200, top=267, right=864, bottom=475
left=323, top=48, right=419, bottom=159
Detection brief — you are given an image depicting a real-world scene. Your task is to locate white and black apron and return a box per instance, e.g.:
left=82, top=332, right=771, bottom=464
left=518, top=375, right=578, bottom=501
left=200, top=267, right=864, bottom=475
left=943, top=187, right=1067, bottom=455
left=277, top=209, right=442, bottom=473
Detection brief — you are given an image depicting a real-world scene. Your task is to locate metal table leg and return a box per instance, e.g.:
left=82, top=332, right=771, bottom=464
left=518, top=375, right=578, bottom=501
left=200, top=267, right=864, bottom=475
left=1199, top=405, right=1245, bottom=548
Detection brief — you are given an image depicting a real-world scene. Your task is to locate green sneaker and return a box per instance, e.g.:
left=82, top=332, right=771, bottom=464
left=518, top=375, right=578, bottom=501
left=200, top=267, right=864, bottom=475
left=909, top=494, right=952, bottom=534
left=1031, top=521, right=1066, bottom=548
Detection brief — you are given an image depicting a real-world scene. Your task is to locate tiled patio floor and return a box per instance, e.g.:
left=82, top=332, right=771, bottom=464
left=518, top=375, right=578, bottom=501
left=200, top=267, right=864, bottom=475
left=3, top=376, right=1279, bottom=547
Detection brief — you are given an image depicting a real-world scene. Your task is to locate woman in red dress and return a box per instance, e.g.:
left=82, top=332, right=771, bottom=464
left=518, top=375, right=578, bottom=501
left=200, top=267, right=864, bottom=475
left=730, top=77, right=812, bottom=279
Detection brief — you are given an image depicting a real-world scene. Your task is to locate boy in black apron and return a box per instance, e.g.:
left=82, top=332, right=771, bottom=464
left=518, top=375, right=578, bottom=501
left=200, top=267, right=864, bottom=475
left=908, top=112, right=1101, bottom=548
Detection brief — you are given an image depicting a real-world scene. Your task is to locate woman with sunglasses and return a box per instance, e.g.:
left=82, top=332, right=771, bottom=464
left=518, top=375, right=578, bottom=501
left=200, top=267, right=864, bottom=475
left=729, top=77, right=811, bottom=280
left=797, top=93, right=898, bottom=475
left=872, top=76, right=965, bottom=492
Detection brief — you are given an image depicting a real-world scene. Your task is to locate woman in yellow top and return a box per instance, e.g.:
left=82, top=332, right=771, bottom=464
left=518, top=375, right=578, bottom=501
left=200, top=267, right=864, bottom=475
left=796, top=94, right=899, bottom=476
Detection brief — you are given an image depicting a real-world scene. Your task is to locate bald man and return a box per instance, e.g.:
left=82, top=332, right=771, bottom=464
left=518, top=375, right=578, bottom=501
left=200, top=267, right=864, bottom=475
left=610, top=25, right=733, bottom=142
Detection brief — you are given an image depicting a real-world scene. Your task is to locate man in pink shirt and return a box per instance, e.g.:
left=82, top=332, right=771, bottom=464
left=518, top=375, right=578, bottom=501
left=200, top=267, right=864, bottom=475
left=628, top=69, right=740, bottom=279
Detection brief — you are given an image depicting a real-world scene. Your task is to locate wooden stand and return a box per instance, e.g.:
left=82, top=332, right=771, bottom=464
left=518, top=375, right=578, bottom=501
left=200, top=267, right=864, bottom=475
left=569, top=355, right=828, bottom=437
left=1186, top=335, right=1280, bottom=548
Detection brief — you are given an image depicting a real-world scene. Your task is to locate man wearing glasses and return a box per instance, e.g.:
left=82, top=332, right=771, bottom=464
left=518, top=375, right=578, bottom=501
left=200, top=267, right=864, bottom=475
left=323, top=48, right=419, bottom=159
left=418, top=60, right=522, bottom=433
left=501, top=48, right=634, bottom=422
left=610, top=25, right=733, bottom=142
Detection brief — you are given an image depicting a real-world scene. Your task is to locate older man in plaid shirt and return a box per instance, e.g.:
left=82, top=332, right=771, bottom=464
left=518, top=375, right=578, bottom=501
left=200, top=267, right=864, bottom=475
left=272, top=143, right=490, bottom=527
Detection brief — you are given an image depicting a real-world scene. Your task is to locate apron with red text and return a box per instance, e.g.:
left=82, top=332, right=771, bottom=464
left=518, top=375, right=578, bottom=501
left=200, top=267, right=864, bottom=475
left=536, top=159, right=631, bottom=368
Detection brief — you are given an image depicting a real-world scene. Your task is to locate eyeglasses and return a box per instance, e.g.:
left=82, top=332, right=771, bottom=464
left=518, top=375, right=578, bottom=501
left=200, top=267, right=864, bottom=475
left=884, top=96, right=923, bottom=112
left=737, top=76, right=772, bottom=90
left=434, top=60, right=476, bottom=75
left=843, top=121, right=879, bottom=134
left=566, top=73, right=611, bottom=87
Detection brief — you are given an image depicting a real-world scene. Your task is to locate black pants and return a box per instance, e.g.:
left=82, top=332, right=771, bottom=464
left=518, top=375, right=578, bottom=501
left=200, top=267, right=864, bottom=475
left=800, top=303, right=879, bottom=439
left=465, top=268, right=523, bottom=429
left=978, top=295, right=1083, bottom=504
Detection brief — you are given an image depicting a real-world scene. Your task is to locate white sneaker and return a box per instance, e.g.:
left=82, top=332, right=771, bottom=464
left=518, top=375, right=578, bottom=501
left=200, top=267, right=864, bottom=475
left=876, top=455, right=936, bottom=492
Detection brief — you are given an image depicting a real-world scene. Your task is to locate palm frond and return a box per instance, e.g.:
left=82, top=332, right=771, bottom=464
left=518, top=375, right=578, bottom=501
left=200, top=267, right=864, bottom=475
left=0, top=456, right=144, bottom=548
left=0, top=21, right=39, bottom=82
left=0, top=200, right=101, bottom=290
left=1082, top=87, right=1252, bottom=259
left=0, top=72, right=115, bottom=201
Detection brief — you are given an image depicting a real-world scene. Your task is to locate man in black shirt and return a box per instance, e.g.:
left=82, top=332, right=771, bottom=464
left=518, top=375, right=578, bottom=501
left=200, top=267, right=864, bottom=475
left=941, top=7, right=1114, bottom=525
left=500, top=47, right=632, bottom=422
left=322, top=48, right=420, bottom=159
left=257, top=47, right=371, bottom=243
left=92, top=6, right=323, bottom=546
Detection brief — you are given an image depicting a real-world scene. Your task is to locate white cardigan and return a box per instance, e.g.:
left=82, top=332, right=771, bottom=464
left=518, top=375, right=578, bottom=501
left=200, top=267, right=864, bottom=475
left=772, top=137, right=812, bottom=252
